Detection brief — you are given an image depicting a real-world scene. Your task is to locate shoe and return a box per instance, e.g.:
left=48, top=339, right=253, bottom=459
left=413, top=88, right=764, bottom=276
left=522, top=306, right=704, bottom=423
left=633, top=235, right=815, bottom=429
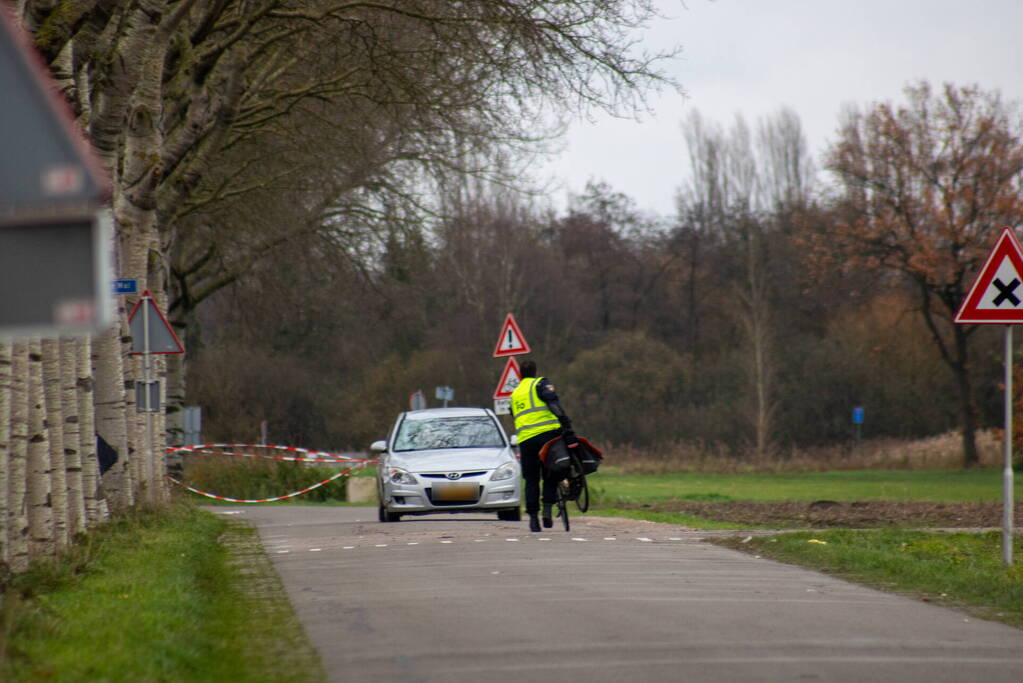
left=529, top=514, right=541, bottom=532
left=542, top=516, right=553, bottom=528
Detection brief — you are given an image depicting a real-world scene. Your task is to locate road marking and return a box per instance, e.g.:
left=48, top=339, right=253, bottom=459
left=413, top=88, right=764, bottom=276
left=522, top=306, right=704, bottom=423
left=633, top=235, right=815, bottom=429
left=276, top=535, right=710, bottom=552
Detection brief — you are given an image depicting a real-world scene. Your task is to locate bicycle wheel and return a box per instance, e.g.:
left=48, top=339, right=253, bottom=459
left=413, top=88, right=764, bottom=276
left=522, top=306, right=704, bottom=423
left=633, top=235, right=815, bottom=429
left=557, top=481, right=570, bottom=532
left=574, top=474, right=589, bottom=513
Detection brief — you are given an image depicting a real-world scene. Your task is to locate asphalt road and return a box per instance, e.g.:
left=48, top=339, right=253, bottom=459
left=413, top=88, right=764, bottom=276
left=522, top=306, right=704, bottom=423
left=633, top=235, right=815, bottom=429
left=212, top=506, right=1023, bottom=683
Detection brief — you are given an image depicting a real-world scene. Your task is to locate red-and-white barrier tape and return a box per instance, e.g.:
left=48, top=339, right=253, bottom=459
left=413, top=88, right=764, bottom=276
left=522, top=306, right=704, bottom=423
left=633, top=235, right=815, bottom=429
left=165, top=443, right=378, bottom=503
left=167, top=443, right=377, bottom=465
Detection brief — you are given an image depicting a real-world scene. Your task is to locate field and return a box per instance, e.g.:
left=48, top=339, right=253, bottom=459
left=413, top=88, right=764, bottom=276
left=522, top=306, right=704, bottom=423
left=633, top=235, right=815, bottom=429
left=588, top=468, right=1023, bottom=529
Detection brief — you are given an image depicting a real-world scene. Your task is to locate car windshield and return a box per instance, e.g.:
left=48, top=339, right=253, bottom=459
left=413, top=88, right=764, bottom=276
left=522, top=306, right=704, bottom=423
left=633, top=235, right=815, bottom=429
left=393, top=415, right=505, bottom=451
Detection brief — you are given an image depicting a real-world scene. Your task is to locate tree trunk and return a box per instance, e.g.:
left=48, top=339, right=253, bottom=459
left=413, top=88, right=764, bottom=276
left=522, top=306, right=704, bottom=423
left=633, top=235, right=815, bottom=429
left=27, top=339, right=55, bottom=559
left=77, top=336, right=106, bottom=526
left=61, top=338, right=86, bottom=535
left=736, top=226, right=776, bottom=458
left=0, top=341, right=11, bottom=564
left=95, top=323, right=133, bottom=509
left=952, top=326, right=980, bottom=467
left=8, top=342, right=30, bottom=572
left=41, top=339, right=69, bottom=547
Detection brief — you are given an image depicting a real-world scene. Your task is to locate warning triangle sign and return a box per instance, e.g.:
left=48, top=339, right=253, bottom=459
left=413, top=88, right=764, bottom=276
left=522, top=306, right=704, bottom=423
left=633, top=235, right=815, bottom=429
left=492, top=313, right=531, bottom=357
left=493, top=357, right=521, bottom=399
left=955, top=227, right=1023, bottom=324
left=128, top=291, right=185, bottom=354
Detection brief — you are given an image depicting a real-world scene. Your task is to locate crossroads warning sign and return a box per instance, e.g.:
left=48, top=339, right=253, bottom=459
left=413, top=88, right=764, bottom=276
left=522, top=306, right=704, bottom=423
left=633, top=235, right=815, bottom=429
left=492, top=313, right=530, bottom=357
left=493, top=357, right=521, bottom=399
left=955, top=227, right=1023, bottom=324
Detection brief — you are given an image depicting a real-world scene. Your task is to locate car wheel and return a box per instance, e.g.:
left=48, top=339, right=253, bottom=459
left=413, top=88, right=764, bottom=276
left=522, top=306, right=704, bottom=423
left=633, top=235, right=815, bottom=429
left=378, top=502, right=388, bottom=523
left=497, top=508, right=521, bottom=521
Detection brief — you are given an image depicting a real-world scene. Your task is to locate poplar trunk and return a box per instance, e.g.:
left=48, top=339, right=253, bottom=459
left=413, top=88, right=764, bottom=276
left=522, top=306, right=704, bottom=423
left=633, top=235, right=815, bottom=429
left=94, top=324, right=133, bottom=509
left=40, top=339, right=69, bottom=547
left=0, top=341, right=11, bottom=564
left=8, top=343, right=30, bottom=571
left=61, top=338, right=86, bottom=534
left=77, top=336, right=106, bottom=525
left=27, top=339, right=55, bottom=559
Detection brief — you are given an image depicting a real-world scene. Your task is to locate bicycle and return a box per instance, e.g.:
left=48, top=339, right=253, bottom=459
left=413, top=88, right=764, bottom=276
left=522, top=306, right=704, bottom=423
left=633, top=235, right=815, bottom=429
left=550, top=444, right=592, bottom=532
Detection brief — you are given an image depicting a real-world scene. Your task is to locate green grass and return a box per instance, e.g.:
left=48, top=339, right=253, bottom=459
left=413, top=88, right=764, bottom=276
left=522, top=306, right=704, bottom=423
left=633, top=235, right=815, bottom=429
left=592, top=468, right=1021, bottom=506
left=2, top=504, right=324, bottom=682
left=714, top=529, right=1023, bottom=628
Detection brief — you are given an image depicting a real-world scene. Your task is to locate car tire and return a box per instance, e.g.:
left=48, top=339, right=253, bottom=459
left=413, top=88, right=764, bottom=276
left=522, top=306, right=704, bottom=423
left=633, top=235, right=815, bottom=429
left=379, top=503, right=401, bottom=523
left=497, top=508, right=521, bottom=522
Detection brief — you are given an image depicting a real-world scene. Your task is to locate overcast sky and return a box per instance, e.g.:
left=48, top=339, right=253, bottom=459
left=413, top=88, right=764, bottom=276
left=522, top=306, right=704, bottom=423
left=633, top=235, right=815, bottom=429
left=537, top=0, right=1023, bottom=218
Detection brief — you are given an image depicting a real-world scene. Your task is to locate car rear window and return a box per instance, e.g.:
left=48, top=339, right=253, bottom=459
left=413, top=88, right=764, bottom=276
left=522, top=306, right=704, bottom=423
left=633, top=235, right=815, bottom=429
left=393, top=416, right=505, bottom=451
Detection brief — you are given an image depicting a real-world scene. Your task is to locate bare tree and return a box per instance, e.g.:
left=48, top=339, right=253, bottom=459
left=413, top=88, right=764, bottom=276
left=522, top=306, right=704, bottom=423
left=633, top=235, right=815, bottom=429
left=9, top=1, right=678, bottom=538
left=678, top=113, right=778, bottom=456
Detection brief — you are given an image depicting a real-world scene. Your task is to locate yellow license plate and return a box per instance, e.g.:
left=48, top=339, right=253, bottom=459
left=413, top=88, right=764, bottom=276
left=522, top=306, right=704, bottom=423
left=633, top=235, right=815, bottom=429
left=431, top=482, right=478, bottom=502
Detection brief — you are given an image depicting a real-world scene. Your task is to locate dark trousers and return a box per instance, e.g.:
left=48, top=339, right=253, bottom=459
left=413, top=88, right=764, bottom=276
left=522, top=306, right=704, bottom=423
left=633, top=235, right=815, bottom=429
left=519, top=431, right=561, bottom=515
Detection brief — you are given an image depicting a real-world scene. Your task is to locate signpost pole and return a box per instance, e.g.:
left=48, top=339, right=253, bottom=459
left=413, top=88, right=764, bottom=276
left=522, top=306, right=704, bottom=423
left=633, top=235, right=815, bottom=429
left=1004, top=325, right=1014, bottom=565
left=143, top=293, right=154, bottom=501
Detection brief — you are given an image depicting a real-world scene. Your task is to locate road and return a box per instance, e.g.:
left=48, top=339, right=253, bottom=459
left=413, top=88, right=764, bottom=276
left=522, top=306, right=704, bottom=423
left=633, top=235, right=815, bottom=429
left=212, top=506, right=1023, bottom=683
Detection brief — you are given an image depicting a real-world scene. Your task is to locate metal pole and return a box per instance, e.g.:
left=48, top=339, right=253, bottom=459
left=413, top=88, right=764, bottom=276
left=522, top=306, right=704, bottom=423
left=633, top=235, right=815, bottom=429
left=143, top=293, right=154, bottom=501
left=1004, top=325, right=1014, bottom=566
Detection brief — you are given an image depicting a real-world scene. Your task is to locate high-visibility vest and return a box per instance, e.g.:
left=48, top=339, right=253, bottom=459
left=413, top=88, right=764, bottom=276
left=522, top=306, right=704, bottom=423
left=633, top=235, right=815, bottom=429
left=511, top=376, right=560, bottom=442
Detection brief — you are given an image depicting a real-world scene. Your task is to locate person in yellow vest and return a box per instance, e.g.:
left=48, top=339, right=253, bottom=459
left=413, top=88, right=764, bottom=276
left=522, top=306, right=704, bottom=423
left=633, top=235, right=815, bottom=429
left=510, top=359, right=577, bottom=532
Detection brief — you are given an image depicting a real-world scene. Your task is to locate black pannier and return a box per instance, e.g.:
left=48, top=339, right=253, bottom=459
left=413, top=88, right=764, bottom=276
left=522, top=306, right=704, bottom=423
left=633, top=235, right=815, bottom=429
left=539, top=436, right=603, bottom=475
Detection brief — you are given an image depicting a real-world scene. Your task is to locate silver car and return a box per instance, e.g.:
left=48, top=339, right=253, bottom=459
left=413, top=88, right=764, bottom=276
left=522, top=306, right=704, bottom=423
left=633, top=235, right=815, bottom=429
left=372, top=407, right=521, bottom=522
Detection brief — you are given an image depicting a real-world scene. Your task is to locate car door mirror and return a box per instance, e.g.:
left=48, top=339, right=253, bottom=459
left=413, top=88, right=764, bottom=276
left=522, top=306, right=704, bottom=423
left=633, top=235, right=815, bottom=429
left=509, top=434, right=518, bottom=447
left=370, top=440, right=387, bottom=453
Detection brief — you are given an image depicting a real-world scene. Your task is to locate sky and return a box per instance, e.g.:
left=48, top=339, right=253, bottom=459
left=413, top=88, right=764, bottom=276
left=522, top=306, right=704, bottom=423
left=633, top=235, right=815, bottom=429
left=537, top=0, right=1023, bottom=218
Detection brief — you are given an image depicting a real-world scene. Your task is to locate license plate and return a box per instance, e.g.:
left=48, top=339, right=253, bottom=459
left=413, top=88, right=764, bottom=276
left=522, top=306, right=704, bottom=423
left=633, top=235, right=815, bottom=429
left=431, top=482, right=478, bottom=502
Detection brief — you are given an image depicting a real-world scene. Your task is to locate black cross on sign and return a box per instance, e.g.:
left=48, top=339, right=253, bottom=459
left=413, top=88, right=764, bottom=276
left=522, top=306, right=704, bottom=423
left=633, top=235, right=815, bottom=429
left=993, top=277, right=1021, bottom=307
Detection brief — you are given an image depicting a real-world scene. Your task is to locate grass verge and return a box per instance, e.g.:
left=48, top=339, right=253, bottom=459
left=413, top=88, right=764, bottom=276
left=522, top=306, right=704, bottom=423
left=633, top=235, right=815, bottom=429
left=712, top=529, right=1023, bottom=629
left=1, top=503, right=324, bottom=682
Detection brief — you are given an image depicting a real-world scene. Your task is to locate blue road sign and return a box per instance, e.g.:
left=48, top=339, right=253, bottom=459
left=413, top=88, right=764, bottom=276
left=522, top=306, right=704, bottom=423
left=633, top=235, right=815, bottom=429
left=852, top=406, right=864, bottom=424
left=113, top=278, right=137, bottom=294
